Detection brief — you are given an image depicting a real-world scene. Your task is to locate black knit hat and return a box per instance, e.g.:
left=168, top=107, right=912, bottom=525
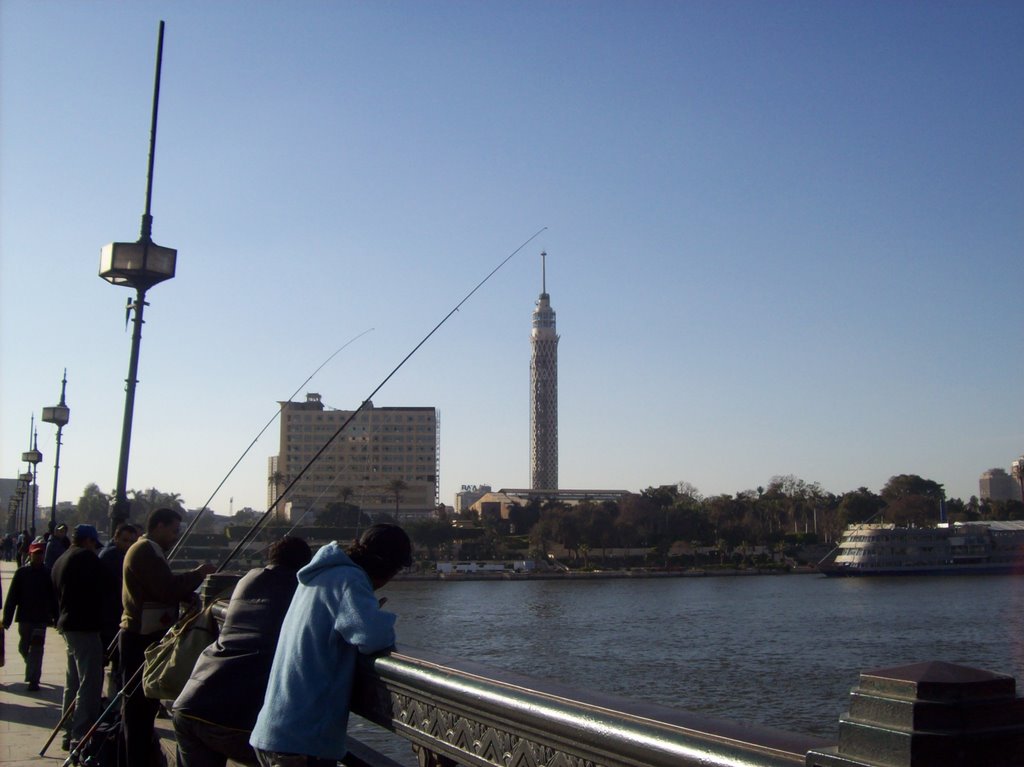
left=349, top=524, right=412, bottom=578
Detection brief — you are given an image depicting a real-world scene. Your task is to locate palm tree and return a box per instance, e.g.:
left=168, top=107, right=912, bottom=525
left=386, top=479, right=408, bottom=517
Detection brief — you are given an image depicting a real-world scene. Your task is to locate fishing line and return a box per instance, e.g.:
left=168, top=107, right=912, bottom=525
left=94, top=331, right=376, bottom=672
left=166, top=328, right=374, bottom=561
left=64, top=228, right=543, bottom=764
left=218, top=226, right=547, bottom=572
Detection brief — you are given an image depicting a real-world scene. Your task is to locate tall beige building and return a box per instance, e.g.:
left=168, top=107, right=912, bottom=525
left=268, top=393, right=439, bottom=520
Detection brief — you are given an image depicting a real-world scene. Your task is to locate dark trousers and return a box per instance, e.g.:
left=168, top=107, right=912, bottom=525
left=120, top=629, right=163, bottom=767
left=173, top=712, right=258, bottom=767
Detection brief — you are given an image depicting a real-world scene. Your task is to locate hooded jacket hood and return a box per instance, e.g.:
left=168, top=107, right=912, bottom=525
left=297, top=541, right=366, bottom=586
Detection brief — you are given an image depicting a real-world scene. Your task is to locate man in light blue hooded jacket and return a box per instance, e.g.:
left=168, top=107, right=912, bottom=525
left=250, top=524, right=412, bottom=767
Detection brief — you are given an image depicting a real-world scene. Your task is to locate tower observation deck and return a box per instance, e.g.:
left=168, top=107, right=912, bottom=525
left=530, top=251, right=559, bottom=490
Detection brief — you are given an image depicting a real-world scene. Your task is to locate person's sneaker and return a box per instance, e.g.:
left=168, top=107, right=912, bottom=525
left=61, top=735, right=71, bottom=751
left=27, top=682, right=41, bottom=691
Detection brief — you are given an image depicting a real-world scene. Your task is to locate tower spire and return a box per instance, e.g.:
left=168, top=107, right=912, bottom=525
left=530, top=250, right=558, bottom=491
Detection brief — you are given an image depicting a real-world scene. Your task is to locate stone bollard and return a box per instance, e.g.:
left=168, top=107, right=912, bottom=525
left=807, top=661, right=1024, bottom=767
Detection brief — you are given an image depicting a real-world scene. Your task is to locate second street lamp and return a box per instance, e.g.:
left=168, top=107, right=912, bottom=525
left=42, top=370, right=71, bottom=532
left=17, top=472, right=33, bottom=537
left=100, top=21, right=177, bottom=535
left=22, top=423, right=43, bottom=538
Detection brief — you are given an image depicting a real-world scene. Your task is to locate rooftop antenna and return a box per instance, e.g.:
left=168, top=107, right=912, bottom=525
left=541, top=250, right=547, bottom=295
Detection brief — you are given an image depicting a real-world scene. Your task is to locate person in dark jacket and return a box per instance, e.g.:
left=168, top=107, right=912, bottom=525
left=99, top=522, right=140, bottom=696
left=44, top=523, right=71, bottom=569
left=51, top=524, right=115, bottom=748
left=172, top=537, right=313, bottom=767
left=3, top=540, right=59, bottom=690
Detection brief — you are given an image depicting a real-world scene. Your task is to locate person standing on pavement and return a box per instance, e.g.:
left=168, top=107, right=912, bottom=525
left=99, top=522, right=140, bottom=697
left=172, top=536, right=313, bottom=767
left=44, top=523, right=71, bottom=569
left=51, top=524, right=114, bottom=750
left=250, top=524, right=412, bottom=767
left=2, top=539, right=59, bottom=691
left=121, top=508, right=215, bottom=767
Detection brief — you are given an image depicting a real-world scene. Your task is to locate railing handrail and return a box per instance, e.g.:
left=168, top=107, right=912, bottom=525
left=352, top=644, right=830, bottom=767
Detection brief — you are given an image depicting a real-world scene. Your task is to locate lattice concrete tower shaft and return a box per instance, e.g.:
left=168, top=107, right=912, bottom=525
left=530, top=250, right=559, bottom=490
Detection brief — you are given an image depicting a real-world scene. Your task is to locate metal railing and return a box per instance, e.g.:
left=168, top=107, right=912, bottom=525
left=207, top=584, right=1024, bottom=767
left=350, top=645, right=827, bottom=767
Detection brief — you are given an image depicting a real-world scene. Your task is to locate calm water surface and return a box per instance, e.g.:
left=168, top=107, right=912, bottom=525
left=376, top=574, right=1024, bottom=739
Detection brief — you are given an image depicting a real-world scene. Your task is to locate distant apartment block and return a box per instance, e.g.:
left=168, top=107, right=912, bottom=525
left=979, top=468, right=1022, bottom=502
left=268, top=393, right=439, bottom=520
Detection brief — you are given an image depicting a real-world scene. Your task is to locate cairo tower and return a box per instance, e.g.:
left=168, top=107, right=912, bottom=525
left=530, top=251, right=559, bottom=490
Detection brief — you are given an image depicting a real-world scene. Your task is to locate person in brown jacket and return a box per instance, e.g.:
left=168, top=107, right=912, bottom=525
left=120, top=508, right=215, bottom=767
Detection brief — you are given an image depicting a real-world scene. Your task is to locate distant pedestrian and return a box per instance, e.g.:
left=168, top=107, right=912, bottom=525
left=45, top=523, right=71, bottom=569
left=17, top=530, right=30, bottom=566
left=121, top=508, right=215, bottom=767
left=250, top=524, right=412, bottom=767
left=51, top=524, right=114, bottom=750
left=2, top=539, right=58, bottom=690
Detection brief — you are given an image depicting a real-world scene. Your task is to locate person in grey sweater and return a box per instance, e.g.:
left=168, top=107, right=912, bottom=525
left=172, top=537, right=312, bottom=767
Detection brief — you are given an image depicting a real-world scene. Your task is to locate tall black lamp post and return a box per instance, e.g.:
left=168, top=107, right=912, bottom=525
left=100, top=21, right=177, bottom=536
left=42, top=370, right=71, bottom=532
left=22, top=420, right=43, bottom=537
left=17, top=472, right=33, bottom=536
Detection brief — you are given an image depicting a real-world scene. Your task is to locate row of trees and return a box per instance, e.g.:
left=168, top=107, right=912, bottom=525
left=406, top=474, right=1024, bottom=565
left=37, top=473, right=1024, bottom=567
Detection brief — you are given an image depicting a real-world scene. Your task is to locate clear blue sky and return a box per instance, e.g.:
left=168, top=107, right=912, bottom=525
left=2, top=1, right=1021, bottom=517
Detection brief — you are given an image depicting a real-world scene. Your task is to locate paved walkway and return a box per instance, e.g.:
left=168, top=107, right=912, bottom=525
left=1, top=560, right=175, bottom=767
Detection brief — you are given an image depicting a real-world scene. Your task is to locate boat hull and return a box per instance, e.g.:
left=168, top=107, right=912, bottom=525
left=820, top=562, right=1024, bottom=577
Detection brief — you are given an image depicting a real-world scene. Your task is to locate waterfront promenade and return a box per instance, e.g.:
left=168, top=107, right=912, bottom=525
left=0, top=560, right=175, bottom=767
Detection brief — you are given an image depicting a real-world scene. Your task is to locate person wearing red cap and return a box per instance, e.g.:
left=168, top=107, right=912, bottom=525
left=2, top=539, right=58, bottom=691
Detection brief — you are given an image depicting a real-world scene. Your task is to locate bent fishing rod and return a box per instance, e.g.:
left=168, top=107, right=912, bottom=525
left=94, top=331, right=375, bottom=692
left=219, top=226, right=547, bottom=573
left=57, top=229, right=545, bottom=765
left=165, top=327, right=374, bottom=562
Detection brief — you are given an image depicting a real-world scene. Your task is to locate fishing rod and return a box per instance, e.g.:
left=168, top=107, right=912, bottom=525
left=94, top=330, right=375, bottom=662
left=58, top=229, right=544, bottom=763
left=218, top=226, right=547, bottom=573
left=166, top=327, right=374, bottom=562
left=230, top=460, right=347, bottom=565
left=73, top=330, right=377, bottom=751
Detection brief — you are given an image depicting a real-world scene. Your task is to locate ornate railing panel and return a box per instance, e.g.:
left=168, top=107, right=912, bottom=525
left=351, top=646, right=827, bottom=767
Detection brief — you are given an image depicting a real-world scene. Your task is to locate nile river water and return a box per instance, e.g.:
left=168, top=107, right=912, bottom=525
left=359, top=573, right=1024, bottom=751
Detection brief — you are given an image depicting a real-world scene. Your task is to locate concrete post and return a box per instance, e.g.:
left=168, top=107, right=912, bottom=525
left=807, top=661, right=1024, bottom=767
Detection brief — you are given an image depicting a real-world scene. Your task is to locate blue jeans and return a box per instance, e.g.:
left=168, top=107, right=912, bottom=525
left=17, top=622, right=48, bottom=685
left=62, top=630, right=105, bottom=741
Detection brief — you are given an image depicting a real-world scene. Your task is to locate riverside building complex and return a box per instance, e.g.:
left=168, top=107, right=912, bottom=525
left=267, top=393, right=439, bottom=520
